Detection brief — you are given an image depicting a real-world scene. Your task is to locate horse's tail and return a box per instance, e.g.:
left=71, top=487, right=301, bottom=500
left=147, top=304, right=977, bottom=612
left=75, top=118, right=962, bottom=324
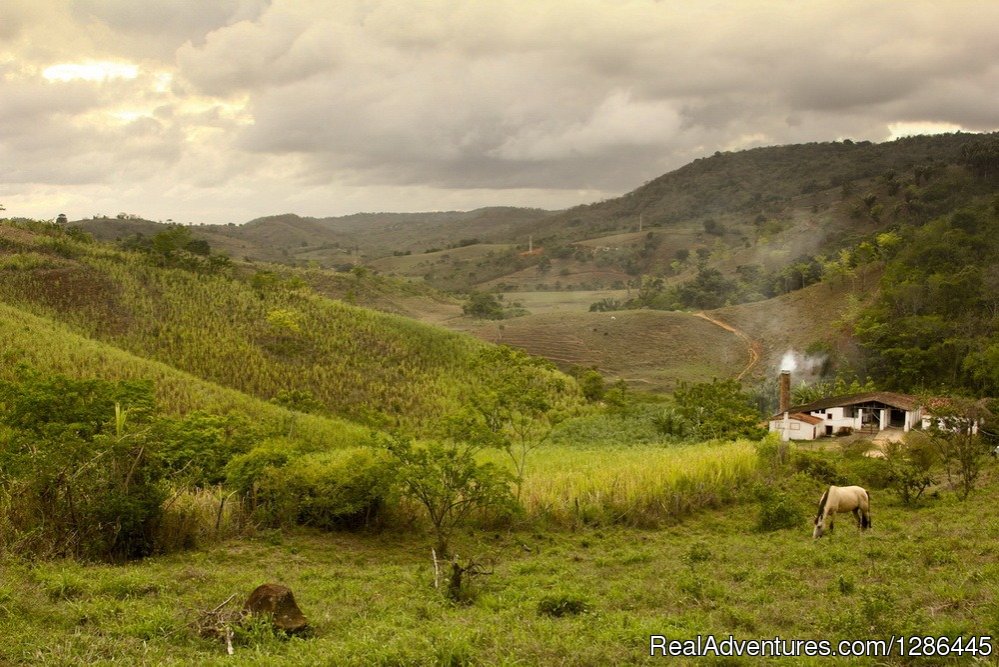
left=861, top=489, right=872, bottom=529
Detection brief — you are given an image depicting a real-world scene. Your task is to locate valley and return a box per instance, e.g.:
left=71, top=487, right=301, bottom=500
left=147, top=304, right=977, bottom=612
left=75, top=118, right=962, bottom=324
left=3, top=132, right=999, bottom=665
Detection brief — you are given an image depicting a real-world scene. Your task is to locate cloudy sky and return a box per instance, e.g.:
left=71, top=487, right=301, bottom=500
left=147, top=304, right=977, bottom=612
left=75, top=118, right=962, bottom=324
left=2, top=0, right=998, bottom=224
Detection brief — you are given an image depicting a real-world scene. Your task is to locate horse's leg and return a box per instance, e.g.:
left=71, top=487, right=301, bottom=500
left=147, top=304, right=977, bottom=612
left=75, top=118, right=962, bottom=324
left=852, top=507, right=861, bottom=528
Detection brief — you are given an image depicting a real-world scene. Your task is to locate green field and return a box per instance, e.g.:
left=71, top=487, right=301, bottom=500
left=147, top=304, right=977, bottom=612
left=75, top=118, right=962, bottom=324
left=490, top=290, right=629, bottom=316
left=3, top=447, right=997, bottom=666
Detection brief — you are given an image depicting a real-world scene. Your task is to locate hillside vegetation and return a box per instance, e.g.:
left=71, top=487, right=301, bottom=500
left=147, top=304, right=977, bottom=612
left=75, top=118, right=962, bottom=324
left=0, top=221, right=578, bottom=431
left=3, top=136, right=999, bottom=666
left=73, top=207, right=551, bottom=268
left=0, top=301, right=367, bottom=448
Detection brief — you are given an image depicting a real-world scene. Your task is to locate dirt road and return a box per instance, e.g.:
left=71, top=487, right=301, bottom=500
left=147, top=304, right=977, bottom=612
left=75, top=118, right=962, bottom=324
left=694, top=312, right=761, bottom=381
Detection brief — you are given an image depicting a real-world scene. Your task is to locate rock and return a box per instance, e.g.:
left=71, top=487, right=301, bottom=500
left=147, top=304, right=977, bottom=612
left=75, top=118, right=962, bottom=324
left=243, top=583, right=309, bottom=634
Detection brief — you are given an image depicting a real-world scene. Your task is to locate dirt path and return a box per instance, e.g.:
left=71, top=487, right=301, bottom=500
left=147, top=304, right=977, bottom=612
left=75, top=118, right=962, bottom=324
left=694, top=312, right=761, bottom=381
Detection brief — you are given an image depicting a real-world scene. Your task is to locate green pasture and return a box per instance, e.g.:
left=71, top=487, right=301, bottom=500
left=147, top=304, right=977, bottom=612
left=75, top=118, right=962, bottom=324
left=2, top=459, right=997, bottom=666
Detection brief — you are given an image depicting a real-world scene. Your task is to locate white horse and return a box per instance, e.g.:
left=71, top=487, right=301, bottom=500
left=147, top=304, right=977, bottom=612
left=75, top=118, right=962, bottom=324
left=812, top=485, right=871, bottom=539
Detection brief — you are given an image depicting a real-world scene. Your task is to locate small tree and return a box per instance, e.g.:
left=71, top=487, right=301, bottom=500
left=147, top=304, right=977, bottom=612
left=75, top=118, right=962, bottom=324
left=673, top=378, right=766, bottom=441
left=151, top=225, right=194, bottom=257
left=463, top=292, right=505, bottom=319
left=464, top=346, right=575, bottom=500
left=925, top=398, right=993, bottom=500
left=383, top=437, right=515, bottom=557
left=883, top=434, right=937, bottom=505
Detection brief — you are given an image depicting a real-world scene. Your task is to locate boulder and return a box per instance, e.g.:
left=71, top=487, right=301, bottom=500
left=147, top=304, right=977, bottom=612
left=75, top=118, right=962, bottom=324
left=243, top=583, right=309, bottom=634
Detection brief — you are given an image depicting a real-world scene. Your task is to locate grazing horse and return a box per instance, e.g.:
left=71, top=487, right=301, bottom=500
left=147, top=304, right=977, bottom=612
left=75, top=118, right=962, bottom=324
left=812, top=485, right=871, bottom=539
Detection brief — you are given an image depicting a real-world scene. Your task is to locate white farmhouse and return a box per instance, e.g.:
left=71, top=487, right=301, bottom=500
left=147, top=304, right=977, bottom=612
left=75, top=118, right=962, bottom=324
left=769, top=391, right=924, bottom=441
left=768, top=371, right=924, bottom=441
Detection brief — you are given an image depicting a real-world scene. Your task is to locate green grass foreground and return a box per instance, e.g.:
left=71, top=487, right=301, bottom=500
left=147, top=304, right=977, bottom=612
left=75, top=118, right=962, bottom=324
left=3, top=474, right=998, bottom=666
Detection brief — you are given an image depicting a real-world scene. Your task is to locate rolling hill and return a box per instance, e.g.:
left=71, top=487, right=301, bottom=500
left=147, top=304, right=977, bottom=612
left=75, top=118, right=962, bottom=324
left=0, top=221, right=578, bottom=432
left=0, top=300, right=367, bottom=449
left=45, top=132, right=999, bottom=399
left=71, top=207, right=552, bottom=268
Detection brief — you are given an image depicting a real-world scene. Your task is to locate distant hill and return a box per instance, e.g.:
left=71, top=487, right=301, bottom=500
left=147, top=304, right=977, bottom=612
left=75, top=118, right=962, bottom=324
left=515, top=133, right=980, bottom=242
left=71, top=207, right=552, bottom=269
left=359, top=133, right=999, bottom=293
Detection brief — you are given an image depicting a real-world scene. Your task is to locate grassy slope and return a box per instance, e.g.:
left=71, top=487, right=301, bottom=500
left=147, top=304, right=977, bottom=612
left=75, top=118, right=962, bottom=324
left=297, top=266, right=463, bottom=323
left=0, top=224, right=539, bottom=431
left=455, top=309, right=746, bottom=391
left=710, top=268, right=879, bottom=382
left=4, top=463, right=997, bottom=665
left=0, top=301, right=368, bottom=449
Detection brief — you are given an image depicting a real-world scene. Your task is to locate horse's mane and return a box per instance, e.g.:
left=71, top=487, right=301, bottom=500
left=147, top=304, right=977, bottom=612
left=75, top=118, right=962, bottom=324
left=815, top=488, right=829, bottom=520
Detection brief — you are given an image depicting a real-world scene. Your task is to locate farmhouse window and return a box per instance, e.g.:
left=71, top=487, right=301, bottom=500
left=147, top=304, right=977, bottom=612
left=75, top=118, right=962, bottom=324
left=790, top=423, right=800, bottom=430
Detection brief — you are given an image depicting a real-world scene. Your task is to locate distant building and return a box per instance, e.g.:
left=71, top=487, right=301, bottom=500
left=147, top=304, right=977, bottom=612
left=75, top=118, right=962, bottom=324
left=769, top=391, right=923, bottom=441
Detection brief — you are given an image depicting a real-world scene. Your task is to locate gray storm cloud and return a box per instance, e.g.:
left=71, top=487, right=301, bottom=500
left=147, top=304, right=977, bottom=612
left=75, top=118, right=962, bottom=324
left=2, top=0, right=999, bottom=222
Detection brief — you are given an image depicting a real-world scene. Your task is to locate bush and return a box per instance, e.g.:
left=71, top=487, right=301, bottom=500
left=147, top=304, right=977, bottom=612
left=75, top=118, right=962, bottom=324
left=254, top=448, right=395, bottom=530
left=153, top=412, right=259, bottom=485
left=0, top=372, right=165, bottom=561
left=792, top=450, right=846, bottom=485
left=224, top=438, right=294, bottom=496
left=882, top=435, right=938, bottom=505
left=755, top=486, right=806, bottom=532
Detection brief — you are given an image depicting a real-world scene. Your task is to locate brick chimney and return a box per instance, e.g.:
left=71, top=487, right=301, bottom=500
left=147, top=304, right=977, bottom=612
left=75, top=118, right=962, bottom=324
left=779, top=370, right=791, bottom=414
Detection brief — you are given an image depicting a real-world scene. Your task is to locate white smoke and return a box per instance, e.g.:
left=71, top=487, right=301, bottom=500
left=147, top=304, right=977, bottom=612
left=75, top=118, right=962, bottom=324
left=780, top=350, right=797, bottom=372
left=779, top=348, right=830, bottom=380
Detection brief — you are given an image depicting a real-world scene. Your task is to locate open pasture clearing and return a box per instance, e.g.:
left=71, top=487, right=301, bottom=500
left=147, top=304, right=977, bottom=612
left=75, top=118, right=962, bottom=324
left=459, top=309, right=746, bottom=390
left=4, top=465, right=999, bottom=665
left=488, top=289, right=628, bottom=316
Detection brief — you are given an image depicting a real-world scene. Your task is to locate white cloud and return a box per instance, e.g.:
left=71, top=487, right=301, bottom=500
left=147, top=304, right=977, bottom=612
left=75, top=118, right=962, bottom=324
left=1, top=0, right=998, bottom=223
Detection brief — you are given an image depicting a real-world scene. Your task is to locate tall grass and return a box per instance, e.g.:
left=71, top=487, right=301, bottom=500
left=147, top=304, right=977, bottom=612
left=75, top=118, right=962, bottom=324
left=155, top=487, right=252, bottom=553
left=487, top=441, right=759, bottom=527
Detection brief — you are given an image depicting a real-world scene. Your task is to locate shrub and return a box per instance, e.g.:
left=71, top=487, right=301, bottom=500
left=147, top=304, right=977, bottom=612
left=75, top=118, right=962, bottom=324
left=0, top=372, right=165, bottom=561
left=883, top=435, right=938, bottom=505
left=755, top=486, right=806, bottom=532
left=254, top=448, right=395, bottom=530
left=792, top=450, right=845, bottom=485
left=153, top=412, right=259, bottom=485
left=224, top=438, right=294, bottom=496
